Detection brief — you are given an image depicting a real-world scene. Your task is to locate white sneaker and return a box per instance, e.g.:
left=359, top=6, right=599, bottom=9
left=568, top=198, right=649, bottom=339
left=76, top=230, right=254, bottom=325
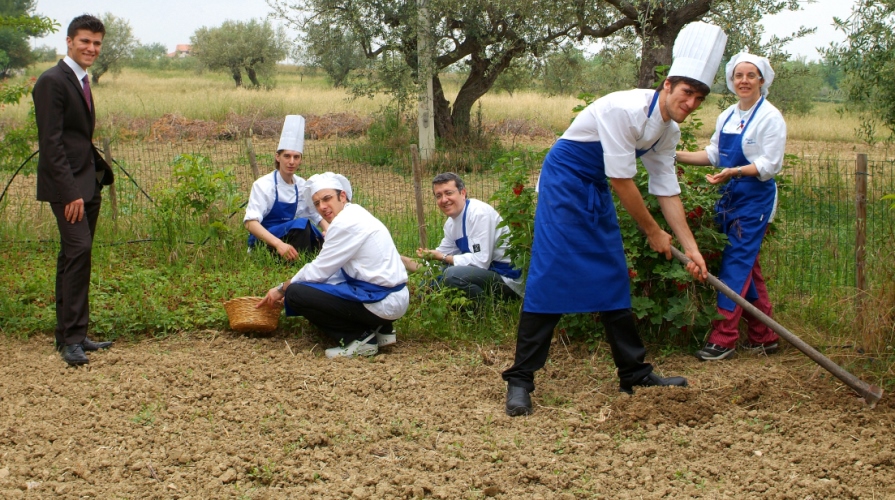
left=376, top=331, right=396, bottom=347
left=325, top=333, right=378, bottom=359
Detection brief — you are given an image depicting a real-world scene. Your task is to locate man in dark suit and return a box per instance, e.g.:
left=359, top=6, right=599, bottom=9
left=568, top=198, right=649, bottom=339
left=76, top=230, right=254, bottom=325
left=33, top=15, right=115, bottom=366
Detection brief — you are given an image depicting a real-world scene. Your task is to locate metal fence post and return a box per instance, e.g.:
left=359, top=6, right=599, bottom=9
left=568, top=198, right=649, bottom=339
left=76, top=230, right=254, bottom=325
left=855, top=153, right=869, bottom=350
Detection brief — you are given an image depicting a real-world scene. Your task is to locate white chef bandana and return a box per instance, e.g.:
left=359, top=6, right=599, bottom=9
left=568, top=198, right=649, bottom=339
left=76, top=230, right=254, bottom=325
left=725, top=52, right=775, bottom=96
left=303, top=172, right=353, bottom=210
left=667, top=22, right=728, bottom=87
left=277, top=115, right=305, bottom=153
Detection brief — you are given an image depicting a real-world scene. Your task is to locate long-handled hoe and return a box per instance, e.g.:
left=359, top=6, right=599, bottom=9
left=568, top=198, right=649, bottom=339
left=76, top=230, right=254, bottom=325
left=671, top=246, right=884, bottom=408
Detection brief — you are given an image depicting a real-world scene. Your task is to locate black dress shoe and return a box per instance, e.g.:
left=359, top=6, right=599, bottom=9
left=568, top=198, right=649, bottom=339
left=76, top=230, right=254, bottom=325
left=505, top=385, right=533, bottom=417
left=61, top=344, right=89, bottom=366
left=619, top=372, right=688, bottom=395
left=82, top=337, right=113, bottom=351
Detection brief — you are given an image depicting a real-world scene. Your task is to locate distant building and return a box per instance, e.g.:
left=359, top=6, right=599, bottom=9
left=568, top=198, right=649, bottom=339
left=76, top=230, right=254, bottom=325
left=167, top=44, right=192, bottom=58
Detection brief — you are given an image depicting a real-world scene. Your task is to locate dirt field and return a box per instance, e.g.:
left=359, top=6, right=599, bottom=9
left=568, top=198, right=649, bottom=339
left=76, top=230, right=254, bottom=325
left=1, top=332, right=893, bottom=499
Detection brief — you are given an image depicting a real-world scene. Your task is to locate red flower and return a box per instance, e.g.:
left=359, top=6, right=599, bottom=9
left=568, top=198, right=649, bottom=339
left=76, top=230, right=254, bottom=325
left=628, top=268, right=637, bottom=279
left=512, top=184, right=524, bottom=196
left=676, top=282, right=688, bottom=292
left=695, top=206, right=704, bottom=217
left=687, top=211, right=697, bottom=219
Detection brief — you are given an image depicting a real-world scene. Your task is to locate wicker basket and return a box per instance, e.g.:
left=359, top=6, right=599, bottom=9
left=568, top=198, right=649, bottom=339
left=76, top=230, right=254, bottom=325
left=223, top=297, right=280, bottom=333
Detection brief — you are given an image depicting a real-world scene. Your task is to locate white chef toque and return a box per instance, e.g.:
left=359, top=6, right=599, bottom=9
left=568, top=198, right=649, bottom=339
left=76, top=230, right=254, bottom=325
left=303, top=172, right=353, bottom=210
left=725, top=52, right=775, bottom=96
left=667, top=22, right=728, bottom=87
left=277, top=115, right=305, bottom=153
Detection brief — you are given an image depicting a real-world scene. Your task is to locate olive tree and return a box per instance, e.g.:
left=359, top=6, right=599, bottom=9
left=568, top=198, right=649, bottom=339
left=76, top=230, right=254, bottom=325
left=91, top=13, right=138, bottom=84
left=191, top=19, right=288, bottom=88
left=268, top=0, right=812, bottom=139
left=823, top=0, right=895, bottom=144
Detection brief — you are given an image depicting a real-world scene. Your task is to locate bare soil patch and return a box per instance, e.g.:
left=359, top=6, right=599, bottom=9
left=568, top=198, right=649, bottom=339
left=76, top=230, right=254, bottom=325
left=1, top=334, right=892, bottom=499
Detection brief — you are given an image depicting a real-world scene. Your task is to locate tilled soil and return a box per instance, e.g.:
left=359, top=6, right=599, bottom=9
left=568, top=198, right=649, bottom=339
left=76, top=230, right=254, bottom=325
left=1, top=333, right=892, bottom=499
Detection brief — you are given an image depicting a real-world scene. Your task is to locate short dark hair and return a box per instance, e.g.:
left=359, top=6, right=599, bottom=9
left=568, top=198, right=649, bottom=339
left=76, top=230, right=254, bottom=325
left=67, top=15, right=105, bottom=39
left=666, top=76, right=710, bottom=97
left=432, top=172, right=465, bottom=192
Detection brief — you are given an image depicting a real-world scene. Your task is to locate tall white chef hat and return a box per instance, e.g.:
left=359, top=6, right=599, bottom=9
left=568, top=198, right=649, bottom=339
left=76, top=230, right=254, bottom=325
left=667, top=22, right=728, bottom=87
left=303, top=172, right=353, bottom=210
left=277, top=115, right=305, bottom=153
left=725, top=52, right=775, bottom=96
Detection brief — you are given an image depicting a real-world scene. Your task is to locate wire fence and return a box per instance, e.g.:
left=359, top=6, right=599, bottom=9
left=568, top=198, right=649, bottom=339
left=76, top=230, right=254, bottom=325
left=1, top=138, right=893, bottom=312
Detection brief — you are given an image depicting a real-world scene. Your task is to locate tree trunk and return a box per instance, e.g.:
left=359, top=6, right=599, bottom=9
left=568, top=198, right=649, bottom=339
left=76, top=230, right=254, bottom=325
left=246, top=66, right=260, bottom=87
left=230, top=67, right=243, bottom=87
left=633, top=0, right=714, bottom=89
left=637, top=27, right=680, bottom=89
left=431, top=75, right=454, bottom=140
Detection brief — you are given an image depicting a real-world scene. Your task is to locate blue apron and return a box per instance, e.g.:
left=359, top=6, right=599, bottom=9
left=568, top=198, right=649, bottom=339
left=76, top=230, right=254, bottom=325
left=523, top=92, right=660, bottom=314
left=454, top=200, right=522, bottom=280
left=714, top=97, right=777, bottom=311
left=285, top=270, right=406, bottom=316
left=247, top=171, right=322, bottom=247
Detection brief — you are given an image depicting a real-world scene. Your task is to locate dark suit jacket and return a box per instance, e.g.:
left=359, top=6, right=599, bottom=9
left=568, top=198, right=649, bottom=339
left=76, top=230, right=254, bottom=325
left=33, top=59, right=114, bottom=204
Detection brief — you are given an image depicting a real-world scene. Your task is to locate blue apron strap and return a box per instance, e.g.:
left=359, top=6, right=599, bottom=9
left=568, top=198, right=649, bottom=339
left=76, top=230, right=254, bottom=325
left=635, top=91, right=661, bottom=158
left=488, top=260, right=522, bottom=280
left=285, top=270, right=406, bottom=315
left=454, top=199, right=472, bottom=253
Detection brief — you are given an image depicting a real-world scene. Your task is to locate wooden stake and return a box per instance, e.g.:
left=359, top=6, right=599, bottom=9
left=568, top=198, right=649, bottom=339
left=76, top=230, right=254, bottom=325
left=411, top=145, right=428, bottom=248
left=246, top=135, right=260, bottom=180
left=855, top=153, right=869, bottom=350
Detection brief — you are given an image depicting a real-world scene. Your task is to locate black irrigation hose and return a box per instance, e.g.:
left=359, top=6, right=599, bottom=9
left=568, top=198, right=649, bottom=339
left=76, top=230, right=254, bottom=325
left=110, top=157, right=154, bottom=204
left=2, top=149, right=248, bottom=247
left=0, top=150, right=38, bottom=206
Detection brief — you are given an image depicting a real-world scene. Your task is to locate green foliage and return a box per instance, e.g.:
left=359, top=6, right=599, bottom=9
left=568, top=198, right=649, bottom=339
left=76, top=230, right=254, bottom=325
left=299, top=21, right=368, bottom=87
left=0, top=0, right=57, bottom=78
left=30, top=44, right=55, bottom=62
left=765, top=57, right=823, bottom=116
left=490, top=149, right=543, bottom=279
left=148, top=154, right=244, bottom=250
left=191, top=18, right=288, bottom=88
left=823, top=0, right=895, bottom=142
left=0, top=76, right=37, bottom=174
left=91, top=13, right=138, bottom=85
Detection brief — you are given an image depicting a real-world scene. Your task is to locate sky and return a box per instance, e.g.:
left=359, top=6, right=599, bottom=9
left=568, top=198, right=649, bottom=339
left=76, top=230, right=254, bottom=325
left=31, top=0, right=856, bottom=61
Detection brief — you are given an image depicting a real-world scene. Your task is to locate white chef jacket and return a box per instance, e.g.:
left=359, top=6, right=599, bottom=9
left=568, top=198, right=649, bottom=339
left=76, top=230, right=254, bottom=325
left=560, top=88, right=682, bottom=197
left=289, top=203, right=409, bottom=320
left=435, top=198, right=524, bottom=296
left=705, top=99, right=787, bottom=182
left=243, top=170, right=323, bottom=225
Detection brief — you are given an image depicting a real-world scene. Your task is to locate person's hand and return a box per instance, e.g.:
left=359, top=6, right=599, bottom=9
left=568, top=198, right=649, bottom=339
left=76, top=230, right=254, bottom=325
left=705, top=169, right=735, bottom=185
left=276, top=242, right=298, bottom=261
left=256, top=287, right=284, bottom=308
left=645, top=228, right=673, bottom=260
left=64, top=198, right=85, bottom=224
left=416, top=248, right=439, bottom=261
left=684, top=249, right=708, bottom=281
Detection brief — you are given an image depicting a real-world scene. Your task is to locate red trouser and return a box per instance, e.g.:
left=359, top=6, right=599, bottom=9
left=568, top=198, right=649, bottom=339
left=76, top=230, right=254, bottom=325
left=707, top=257, right=778, bottom=349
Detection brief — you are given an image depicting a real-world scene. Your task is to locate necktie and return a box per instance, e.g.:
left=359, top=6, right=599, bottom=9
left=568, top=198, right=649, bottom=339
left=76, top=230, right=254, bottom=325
left=81, top=75, right=92, bottom=111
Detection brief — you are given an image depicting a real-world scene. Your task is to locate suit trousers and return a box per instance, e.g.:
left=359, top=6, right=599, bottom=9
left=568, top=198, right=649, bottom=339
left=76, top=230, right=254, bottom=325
left=285, top=283, right=394, bottom=345
left=50, top=184, right=102, bottom=346
left=501, top=309, right=653, bottom=393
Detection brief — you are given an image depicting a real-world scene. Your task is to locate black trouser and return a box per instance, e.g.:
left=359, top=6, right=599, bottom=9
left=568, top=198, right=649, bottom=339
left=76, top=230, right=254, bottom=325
left=442, top=265, right=520, bottom=301
left=50, top=185, right=102, bottom=347
left=285, top=284, right=393, bottom=345
left=501, top=309, right=653, bottom=393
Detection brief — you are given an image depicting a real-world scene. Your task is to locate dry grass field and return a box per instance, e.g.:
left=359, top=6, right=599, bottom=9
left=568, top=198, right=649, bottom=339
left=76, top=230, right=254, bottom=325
left=4, top=63, right=884, bottom=150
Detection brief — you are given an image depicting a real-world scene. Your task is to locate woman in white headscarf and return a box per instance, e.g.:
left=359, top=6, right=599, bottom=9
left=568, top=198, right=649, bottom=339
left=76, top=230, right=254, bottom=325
left=677, top=52, right=786, bottom=361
